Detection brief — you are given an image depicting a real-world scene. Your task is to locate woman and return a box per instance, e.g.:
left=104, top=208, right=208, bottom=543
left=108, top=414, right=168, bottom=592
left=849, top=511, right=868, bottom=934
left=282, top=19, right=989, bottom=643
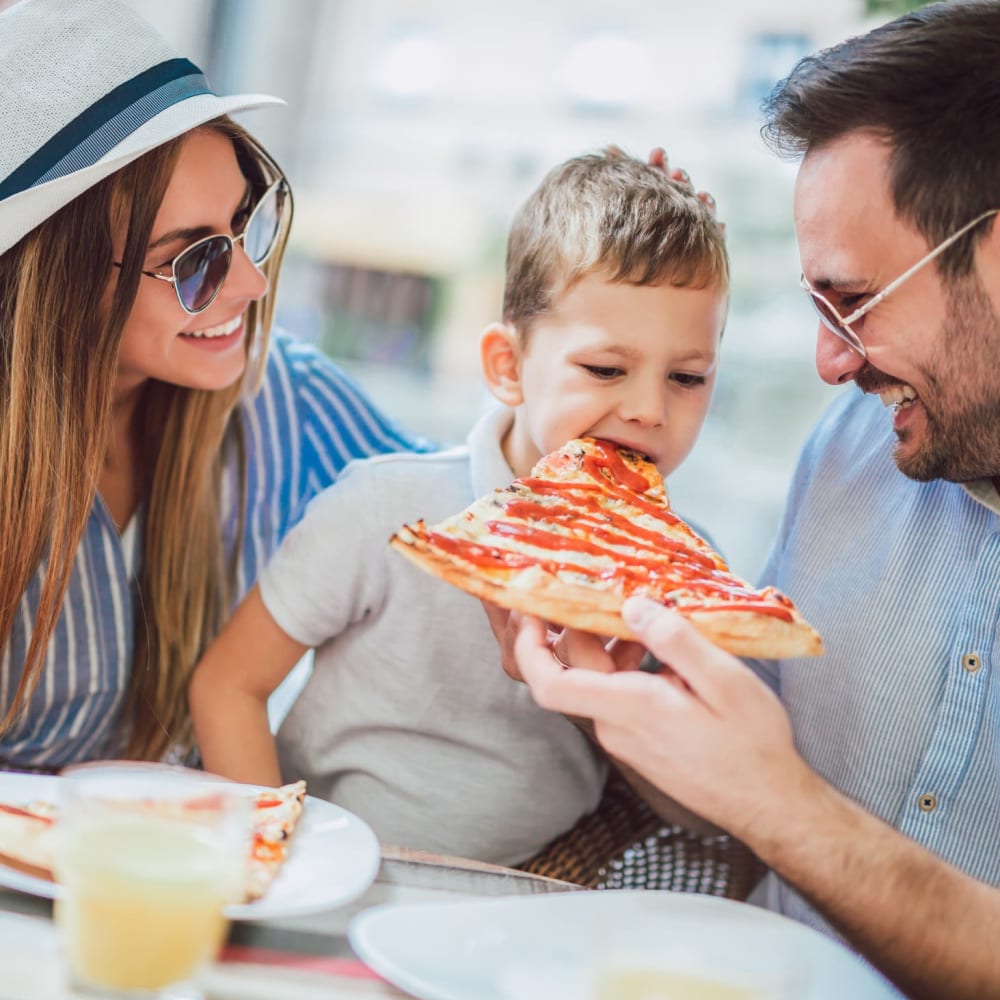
left=0, top=0, right=420, bottom=770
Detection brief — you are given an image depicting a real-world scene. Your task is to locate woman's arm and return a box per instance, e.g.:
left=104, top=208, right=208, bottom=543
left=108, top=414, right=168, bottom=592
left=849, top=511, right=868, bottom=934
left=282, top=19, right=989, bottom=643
left=189, top=584, right=309, bottom=786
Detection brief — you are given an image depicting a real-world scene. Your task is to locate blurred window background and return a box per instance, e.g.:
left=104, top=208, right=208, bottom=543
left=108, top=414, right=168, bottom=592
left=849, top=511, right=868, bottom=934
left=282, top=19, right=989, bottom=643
left=114, top=0, right=923, bottom=578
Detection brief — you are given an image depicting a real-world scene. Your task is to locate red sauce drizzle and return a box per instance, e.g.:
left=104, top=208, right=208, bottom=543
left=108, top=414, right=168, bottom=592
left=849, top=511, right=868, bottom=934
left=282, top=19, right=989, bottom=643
left=0, top=803, right=54, bottom=825
left=415, top=439, right=795, bottom=622
left=585, top=439, right=652, bottom=493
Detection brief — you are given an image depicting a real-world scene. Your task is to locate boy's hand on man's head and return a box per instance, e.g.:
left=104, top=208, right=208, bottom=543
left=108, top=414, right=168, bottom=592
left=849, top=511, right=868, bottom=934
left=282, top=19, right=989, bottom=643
left=647, top=147, right=724, bottom=234
left=647, top=146, right=697, bottom=190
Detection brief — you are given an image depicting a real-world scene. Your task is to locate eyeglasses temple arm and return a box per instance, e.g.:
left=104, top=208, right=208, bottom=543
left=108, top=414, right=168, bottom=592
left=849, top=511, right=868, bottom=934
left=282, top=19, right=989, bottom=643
left=842, top=208, right=999, bottom=325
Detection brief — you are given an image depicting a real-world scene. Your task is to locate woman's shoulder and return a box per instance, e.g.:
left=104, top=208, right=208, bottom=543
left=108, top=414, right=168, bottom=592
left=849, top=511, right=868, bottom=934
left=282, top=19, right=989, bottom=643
left=258, top=329, right=364, bottom=403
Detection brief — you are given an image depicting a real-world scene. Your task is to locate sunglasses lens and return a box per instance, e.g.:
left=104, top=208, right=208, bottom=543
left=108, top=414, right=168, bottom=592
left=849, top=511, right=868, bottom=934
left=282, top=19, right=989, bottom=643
left=175, top=237, right=232, bottom=312
left=243, top=182, right=286, bottom=265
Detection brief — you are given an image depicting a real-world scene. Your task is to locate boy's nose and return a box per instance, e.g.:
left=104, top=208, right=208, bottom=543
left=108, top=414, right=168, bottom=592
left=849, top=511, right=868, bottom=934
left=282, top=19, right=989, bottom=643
left=620, top=384, right=666, bottom=426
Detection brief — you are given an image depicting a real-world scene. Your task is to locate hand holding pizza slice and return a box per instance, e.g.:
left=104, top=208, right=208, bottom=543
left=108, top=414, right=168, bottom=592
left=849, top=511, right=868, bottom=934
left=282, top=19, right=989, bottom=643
left=390, top=437, right=822, bottom=659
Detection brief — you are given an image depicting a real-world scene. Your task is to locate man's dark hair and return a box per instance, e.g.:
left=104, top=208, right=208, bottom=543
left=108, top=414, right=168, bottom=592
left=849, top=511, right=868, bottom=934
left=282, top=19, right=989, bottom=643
left=762, top=0, right=1000, bottom=275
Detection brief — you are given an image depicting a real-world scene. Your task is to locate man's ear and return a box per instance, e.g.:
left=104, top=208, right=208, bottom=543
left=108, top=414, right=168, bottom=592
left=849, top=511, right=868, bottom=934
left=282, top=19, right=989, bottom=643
left=480, top=322, right=524, bottom=406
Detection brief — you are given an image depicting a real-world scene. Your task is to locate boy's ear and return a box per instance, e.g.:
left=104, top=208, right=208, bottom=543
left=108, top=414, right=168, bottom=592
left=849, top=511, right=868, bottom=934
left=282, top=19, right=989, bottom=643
left=480, top=322, right=524, bottom=406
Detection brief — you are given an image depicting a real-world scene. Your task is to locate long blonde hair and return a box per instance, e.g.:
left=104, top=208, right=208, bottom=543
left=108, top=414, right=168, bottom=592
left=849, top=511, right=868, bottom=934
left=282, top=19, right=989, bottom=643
left=0, top=118, right=289, bottom=759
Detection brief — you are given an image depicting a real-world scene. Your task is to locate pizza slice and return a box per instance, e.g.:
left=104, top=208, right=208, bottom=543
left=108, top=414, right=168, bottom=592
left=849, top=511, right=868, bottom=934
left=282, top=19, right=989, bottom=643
left=0, top=801, right=58, bottom=880
left=245, top=779, right=307, bottom=901
left=390, top=437, right=822, bottom=659
left=0, top=780, right=307, bottom=903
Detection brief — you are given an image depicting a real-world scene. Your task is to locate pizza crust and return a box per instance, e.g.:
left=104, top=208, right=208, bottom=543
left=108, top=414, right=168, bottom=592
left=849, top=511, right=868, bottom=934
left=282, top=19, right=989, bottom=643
left=0, top=849, right=53, bottom=882
left=390, top=437, right=823, bottom=660
left=391, top=535, right=823, bottom=658
left=0, top=807, right=56, bottom=881
left=245, top=780, right=306, bottom=901
left=391, top=534, right=628, bottom=632
left=681, top=608, right=823, bottom=659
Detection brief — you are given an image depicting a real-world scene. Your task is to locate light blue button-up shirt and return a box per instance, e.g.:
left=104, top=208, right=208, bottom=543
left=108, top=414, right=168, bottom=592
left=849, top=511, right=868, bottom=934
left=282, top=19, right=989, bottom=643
left=0, top=332, right=421, bottom=771
left=753, top=390, right=1000, bottom=936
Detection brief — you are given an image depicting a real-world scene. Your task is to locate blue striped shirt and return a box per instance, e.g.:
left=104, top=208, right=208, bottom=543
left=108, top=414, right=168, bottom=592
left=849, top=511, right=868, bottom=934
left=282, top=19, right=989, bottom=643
left=0, top=333, right=421, bottom=772
left=754, top=390, right=1000, bottom=936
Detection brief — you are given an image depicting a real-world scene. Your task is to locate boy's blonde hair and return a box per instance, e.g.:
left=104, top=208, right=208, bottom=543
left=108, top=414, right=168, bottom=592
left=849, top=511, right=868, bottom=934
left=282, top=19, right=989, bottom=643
left=503, top=148, right=728, bottom=334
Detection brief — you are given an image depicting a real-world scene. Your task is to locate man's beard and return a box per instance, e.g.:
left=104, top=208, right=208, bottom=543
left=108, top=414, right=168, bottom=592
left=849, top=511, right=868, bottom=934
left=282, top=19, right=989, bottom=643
left=854, top=279, right=1000, bottom=483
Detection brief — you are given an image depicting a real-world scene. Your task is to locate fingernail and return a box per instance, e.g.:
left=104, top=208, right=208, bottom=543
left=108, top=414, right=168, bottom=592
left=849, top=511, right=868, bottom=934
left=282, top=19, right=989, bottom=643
left=622, top=595, right=659, bottom=628
left=700, top=192, right=715, bottom=208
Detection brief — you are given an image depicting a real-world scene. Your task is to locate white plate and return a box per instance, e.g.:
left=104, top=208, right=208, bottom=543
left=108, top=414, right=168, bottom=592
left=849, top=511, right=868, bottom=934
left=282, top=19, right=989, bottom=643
left=0, top=771, right=380, bottom=921
left=349, top=890, right=904, bottom=1000
left=0, top=911, right=65, bottom=1000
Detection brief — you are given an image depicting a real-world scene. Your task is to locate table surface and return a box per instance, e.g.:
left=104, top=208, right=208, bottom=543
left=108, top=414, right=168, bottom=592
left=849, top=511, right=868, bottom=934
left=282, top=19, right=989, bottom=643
left=0, top=845, right=582, bottom=999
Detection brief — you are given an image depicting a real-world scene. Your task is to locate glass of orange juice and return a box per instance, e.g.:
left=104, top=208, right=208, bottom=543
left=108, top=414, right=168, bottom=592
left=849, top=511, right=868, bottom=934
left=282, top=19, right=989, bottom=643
left=54, top=762, right=250, bottom=999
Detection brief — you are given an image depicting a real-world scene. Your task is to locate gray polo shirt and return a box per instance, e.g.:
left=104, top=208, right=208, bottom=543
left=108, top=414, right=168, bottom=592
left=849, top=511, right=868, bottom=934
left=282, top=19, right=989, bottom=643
left=261, top=406, right=606, bottom=865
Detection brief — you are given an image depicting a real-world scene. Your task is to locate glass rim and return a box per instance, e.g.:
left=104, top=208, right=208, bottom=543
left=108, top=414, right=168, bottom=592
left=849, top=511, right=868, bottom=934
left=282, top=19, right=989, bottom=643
left=59, top=761, right=248, bottom=804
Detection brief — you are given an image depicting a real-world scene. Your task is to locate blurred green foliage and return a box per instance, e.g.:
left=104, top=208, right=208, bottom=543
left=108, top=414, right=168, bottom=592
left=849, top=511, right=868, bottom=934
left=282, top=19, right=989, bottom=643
left=865, top=0, right=934, bottom=14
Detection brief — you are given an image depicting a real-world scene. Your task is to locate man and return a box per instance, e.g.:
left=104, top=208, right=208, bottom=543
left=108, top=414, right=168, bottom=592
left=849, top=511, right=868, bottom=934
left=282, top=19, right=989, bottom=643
left=493, top=3, right=1000, bottom=998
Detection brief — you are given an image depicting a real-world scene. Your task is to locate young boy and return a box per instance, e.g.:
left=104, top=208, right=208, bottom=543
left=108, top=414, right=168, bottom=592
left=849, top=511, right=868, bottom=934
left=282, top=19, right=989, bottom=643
left=189, top=148, right=729, bottom=866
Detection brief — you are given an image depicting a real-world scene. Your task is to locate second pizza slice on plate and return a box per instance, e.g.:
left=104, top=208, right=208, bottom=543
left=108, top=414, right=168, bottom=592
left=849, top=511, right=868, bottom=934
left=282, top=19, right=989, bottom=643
left=390, top=437, right=822, bottom=659
left=245, top=780, right=307, bottom=901
left=0, top=780, right=308, bottom=904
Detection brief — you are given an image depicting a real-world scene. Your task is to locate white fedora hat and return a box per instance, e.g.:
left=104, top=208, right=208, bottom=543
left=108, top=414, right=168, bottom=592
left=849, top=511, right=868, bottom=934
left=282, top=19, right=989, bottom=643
left=0, top=0, right=284, bottom=256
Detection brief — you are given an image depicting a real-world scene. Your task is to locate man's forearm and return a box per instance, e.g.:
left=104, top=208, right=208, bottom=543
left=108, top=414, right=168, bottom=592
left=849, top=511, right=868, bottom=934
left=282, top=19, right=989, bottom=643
left=504, top=605, right=997, bottom=998
left=743, top=773, right=1000, bottom=1000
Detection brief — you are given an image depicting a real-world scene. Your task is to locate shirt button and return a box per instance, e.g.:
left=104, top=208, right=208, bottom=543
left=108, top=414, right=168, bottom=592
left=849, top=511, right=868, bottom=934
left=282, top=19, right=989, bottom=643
left=918, top=793, right=938, bottom=813
left=962, top=652, right=981, bottom=673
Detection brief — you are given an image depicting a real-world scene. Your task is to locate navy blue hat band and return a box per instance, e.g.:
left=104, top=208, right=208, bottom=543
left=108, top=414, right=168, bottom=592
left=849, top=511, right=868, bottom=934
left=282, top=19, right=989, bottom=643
left=0, top=58, right=210, bottom=201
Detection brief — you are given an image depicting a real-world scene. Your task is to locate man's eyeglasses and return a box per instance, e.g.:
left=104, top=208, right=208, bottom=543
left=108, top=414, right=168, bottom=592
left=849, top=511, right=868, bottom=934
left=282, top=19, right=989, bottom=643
left=117, top=176, right=291, bottom=315
left=800, top=208, right=999, bottom=359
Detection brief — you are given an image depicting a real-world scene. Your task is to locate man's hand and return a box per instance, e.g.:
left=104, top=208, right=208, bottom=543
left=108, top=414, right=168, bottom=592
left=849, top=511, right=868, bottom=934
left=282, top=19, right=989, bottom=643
left=481, top=600, right=645, bottom=682
left=482, top=598, right=722, bottom=833
left=507, top=596, right=1000, bottom=1000
left=511, top=596, right=810, bottom=837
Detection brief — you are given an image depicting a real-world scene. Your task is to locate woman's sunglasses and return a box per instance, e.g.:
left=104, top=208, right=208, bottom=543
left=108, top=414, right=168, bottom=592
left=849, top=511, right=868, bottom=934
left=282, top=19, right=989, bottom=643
left=120, top=177, right=291, bottom=315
